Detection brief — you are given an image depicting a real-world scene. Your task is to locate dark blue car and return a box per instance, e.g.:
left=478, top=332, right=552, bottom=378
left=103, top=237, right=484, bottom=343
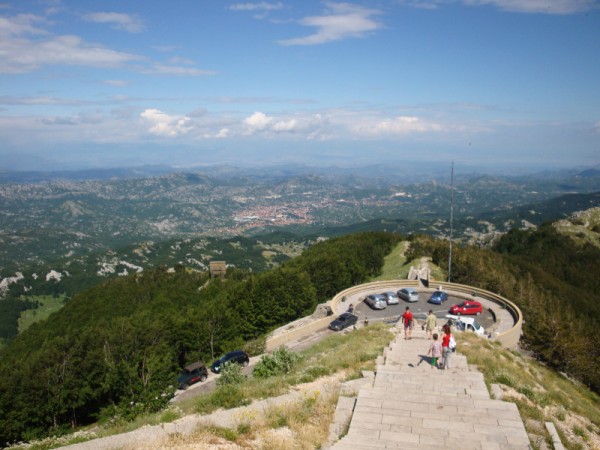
left=211, top=350, right=250, bottom=373
left=428, top=290, right=449, bottom=305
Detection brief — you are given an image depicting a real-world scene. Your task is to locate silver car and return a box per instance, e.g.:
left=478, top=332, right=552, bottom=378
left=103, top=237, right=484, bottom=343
left=382, top=291, right=400, bottom=305
left=397, top=287, right=419, bottom=302
left=364, top=294, right=387, bottom=310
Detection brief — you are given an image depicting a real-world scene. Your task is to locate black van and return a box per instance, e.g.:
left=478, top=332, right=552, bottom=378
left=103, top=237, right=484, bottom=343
left=210, top=350, right=250, bottom=373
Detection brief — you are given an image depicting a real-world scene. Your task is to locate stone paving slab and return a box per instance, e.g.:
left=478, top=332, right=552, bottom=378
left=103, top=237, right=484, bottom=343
left=329, top=328, right=531, bottom=449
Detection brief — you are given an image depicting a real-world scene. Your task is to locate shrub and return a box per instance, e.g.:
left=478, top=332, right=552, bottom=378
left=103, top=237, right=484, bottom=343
left=196, top=385, right=250, bottom=414
left=216, top=362, right=247, bottom=386
left=252, top=346, right=300, bottom=379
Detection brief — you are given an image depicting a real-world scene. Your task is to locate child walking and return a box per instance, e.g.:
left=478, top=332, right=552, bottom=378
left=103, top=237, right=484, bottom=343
left=427, top=333, right=442, bottom=369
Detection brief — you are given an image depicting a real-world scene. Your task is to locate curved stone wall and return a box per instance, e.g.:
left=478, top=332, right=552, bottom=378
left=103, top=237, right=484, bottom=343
left=265, top=280, right=523, bottom=351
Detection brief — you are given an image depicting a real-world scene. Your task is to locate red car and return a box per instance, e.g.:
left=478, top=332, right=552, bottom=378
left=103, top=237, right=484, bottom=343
left=449, top=300, right=483, bottom=316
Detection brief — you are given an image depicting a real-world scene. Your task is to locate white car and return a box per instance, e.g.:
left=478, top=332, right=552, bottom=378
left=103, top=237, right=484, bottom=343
left=397, top=287, right=419, bottom=302
left=445, top=314, right=486, bottom=336
left=382, top=291, right=400, bottom=305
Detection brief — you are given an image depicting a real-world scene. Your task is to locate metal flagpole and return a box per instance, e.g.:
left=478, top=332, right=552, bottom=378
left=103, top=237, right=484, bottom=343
left=448, top=160, right=454, bottom=282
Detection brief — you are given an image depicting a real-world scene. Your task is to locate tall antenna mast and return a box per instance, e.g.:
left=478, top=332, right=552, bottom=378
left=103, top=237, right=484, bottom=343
left=448, top=160, right=454, bottom=282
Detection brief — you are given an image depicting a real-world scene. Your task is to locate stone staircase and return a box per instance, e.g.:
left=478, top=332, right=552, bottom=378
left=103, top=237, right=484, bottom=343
left=330, top=328, right=531, bottom=449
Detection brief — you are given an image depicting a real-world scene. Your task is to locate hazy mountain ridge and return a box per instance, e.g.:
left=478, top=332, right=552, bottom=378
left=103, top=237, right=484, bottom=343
left=1, top=168, right=600, bottom=302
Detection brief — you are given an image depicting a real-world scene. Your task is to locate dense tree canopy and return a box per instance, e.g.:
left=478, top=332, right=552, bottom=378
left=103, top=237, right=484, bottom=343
left=0, top=231, right=399, bottom=445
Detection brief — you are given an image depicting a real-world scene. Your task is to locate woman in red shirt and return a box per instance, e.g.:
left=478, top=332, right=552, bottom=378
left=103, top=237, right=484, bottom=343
left=441, top=324, right=452, bottom=370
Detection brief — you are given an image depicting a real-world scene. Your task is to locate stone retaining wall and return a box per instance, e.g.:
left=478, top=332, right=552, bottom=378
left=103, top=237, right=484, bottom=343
left=265, top=280, right=523, bottom=351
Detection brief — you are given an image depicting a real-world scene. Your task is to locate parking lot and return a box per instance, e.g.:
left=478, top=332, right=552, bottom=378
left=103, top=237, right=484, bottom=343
left=339, top=289, right=496, bottom=330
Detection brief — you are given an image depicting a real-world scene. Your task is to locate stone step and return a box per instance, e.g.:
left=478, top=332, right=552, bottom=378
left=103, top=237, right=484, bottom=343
left=328, top=328, right=530, bottom=450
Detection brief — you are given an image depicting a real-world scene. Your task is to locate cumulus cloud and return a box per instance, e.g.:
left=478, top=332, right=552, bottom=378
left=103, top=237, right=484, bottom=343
left=140, top=108, right=193, bottom=137
left=243, top=111, right=273, bottom=133
left=229, top=2, right=284, bottom=11
left=83, top=12, right=144, bottom=33
left=278, top=2, right=382, bottom=46
left=0, top=13, right=141, bottom=73
left=242, top=112, right=322, bottom=136
left=198, top=127, right=231, bottom=139
left=273, top=118, right=299, bottom=131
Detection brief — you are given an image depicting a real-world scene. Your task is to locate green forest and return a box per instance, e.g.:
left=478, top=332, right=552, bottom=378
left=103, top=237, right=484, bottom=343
left=0, top=232, right=400, bottom=445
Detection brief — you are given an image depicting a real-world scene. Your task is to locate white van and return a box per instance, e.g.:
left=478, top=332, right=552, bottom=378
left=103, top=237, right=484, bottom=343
left=445, top=314, right=486, bottom=336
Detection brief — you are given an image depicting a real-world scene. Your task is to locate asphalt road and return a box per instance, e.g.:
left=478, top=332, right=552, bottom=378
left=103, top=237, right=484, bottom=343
left=171, top=355, right=261, bottom=403
left=346, top=292, right=495, bottom=330
left=172, top=291, right=495, bottom=403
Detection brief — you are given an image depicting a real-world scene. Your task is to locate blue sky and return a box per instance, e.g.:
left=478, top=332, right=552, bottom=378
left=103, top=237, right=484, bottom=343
left=1, top=0, right=599, bottom=171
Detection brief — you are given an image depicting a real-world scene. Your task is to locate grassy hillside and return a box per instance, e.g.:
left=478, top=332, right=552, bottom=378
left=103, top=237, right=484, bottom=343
left=12, top=327, right=600, bottom=450
left=460, top=333, right=599, bottom=449
left=17, top=295, right=66, bottom=334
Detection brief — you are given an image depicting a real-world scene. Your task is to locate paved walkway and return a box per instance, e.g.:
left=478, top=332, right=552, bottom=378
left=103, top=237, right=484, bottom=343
left=330, top=328, right=530, bottom=449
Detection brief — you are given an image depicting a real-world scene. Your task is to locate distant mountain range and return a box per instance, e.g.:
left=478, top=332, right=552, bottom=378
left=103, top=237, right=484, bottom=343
left=1, top=165, right=600, bottom=301
left=3, top=162, right=599, bottom=185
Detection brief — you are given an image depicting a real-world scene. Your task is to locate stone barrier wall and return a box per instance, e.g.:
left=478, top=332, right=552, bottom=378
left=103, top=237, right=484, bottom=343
left=265, top=280, right=523, bottom=351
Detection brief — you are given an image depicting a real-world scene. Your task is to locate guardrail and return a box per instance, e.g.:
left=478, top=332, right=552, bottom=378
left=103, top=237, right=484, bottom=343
left=265, top=280, right=523, bottom=351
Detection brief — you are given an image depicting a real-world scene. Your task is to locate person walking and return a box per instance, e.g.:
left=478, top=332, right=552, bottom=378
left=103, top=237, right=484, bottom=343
left=401, top=306, right=414, bottom=340
left=427, top=333, right=443, bottom=369
left=425, top=310, right=436, bottom=339
left=441, top=324, right=453, bottom=370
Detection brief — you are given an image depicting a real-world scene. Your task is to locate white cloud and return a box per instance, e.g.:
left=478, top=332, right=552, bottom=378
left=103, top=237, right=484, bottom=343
left=464, top=0, right=597, bottom=14
left=102, top=79, right=130, bottom=87
left=0, top=14, right=141, bottom=73
left=243, top=111, right=273, bottom=133
left=201, top=127, right=231, bottom=139
left=0, top=13, right=48, bottom=36
left=273, top=118, right=299, bottom=131
left=216, top=128, right=230, bottom=138
left=229, top=2, right=284, bottom=11
left=140, top=108, right=193, bottom=137
left=399, top=0, right=598, bottom=14
left=144, top=64, right=216, bottom=76
left=348, top=114, right=447, bottom=137
left=83, top=12, right=144, bottom=33
left=0, top=95, right=87, bottom=105
left=594, top=120, right=600, bottom=133
left=278, top=2, right=382, bottom=46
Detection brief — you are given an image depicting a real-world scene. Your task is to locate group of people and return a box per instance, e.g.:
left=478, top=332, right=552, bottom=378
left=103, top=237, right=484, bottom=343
left=348, top=301, right=455, bottom=370
left=401, top=307, right=454, bottom=370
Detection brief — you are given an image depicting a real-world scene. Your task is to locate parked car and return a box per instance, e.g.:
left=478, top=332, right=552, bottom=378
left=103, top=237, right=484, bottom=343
left=329, top=312, right=358, bottom=331
left=427, top=290, right=449, bottom=305
left=397, top=287, right=419, bottom=303
left=382, top=291, right=400, bottom=305
left=211, top=350, right=250, bottom=373
left=364, top=294, right=387, bottom=310
left=178, top=361, right=208, bottom=390
left=445, top=314, right=486, bottom=336
left=449, top=300, right=483, bottom=316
